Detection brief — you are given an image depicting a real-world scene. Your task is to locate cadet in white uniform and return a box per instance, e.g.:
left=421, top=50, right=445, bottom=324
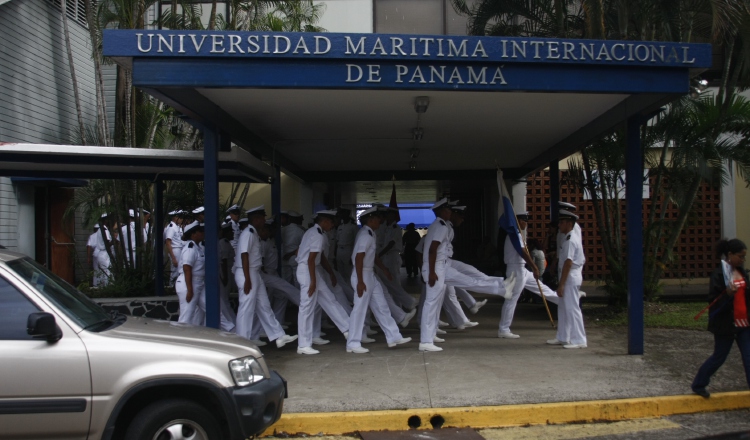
left=140, top=209, right=151, bottom=243
left=218, top=222, right=237, bottom=332
left=296, top=210, right=351, bottom=355
left=226, top=204, right=242, bottom=252
left=335, top=209, right=358, bottom=281
left=548, top=209, right=587, bottom=348
left=346, top=207, right=411, bottom=353
left=94, top=213, right=113, bottom=287
left=87, top=224, right=100, bottom=287
left=176, top=221, right=206, bottom=325
left=234, top=206, right=297, bottom=349
left=281, top=210, right=305, bottom=287
left=164, top=210, right=184, bottom=286
left=378, top=208, right=418, bottom=311
left=121, top=209, right=137, bottom=267
left=499, top=212, right=559, bottom=339
left=259, top=219, right=300, bottom=325
left=192, top=206, right=205, bottom=224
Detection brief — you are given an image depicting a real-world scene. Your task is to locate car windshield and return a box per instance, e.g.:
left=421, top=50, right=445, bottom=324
left=6, top=257, right=112, bottom=330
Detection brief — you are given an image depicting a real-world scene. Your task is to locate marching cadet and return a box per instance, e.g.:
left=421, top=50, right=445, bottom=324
left=335, top=208, right=358, bottom=280
left=140, top=209, right=152, bottom=243
left=281, top=210, right=305, bottom=287
left=499, top=212, right=559, bottom=339
left=219, top=222, right=237, bottom=332
left=346, top=206, right=411, bottom=354
left=259, top=219, right=300, bottom=326
left=164, top=210, right=183, bottom=286
left=87, top=224, right=100, bottom=287
left=95, top=213, right=113, bottom=287
left=549, top=209, right=588, bottom=349
left=234, top=206, right=297, bottom=348
left=378, top=208, right=418, bottom=311
left=176, top=221, right=206, bottom=325
left=419, top=199, right=454, bottom=352
left=295, top=209, right=352, bottom=355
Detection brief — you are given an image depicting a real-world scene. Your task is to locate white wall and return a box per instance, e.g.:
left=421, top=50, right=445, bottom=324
left=316, top=0, right=373, bottom=33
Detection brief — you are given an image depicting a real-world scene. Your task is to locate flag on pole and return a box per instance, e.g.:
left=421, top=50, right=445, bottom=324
left=389, top=175, right=400, bottom=222
left=497, top=170, right=524, bottom=256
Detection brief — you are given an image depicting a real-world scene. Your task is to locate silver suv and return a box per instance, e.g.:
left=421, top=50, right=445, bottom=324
left=0, top=250, right=285, bottom=439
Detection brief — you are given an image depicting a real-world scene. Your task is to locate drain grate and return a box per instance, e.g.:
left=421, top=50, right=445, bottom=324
left=360, top=428, right=485, bottom=439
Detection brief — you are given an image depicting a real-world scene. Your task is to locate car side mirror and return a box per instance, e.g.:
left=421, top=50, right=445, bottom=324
left=27, top=312, right=62, bottom=343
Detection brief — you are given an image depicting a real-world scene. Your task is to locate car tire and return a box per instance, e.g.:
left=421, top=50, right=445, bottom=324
left=124, top=398, right=221, bottom=440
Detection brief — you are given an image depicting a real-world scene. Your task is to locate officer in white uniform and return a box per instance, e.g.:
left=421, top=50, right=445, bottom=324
left=378, top=208, right=418, bottom=311
left=259, top=219, right=299, bottom=325
left=226, top=204, right=242, bottom=252
left=346, top=207, right=412, bottom=353
left=95, top=213, right=113, bottom=287
left=335, top=209, right=358, bottom=281
left=218, top=222, right=237, bottom=332
left=87, top=224, right=100, bottom=287
left=281, top=210, right=305, bottom=287
left=549, top=209, right=587, bottom=348
left=296, top=209, right=351, bottom=355
left=234, top=206, right=297, bottom=349
left=121, top=209, right=138, bottom=267
left=140, top=209, right=152, bottom=243
left=164, top=210, right=184, bottom=286
left=499, top=212, right=559, bottom=339
left=176, top=221, right=206, bottom=325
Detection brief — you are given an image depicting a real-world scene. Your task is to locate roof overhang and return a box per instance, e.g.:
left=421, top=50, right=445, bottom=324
left=0, top=143, right=274, bottom=183
left=103, top=30, right=712, bottom=181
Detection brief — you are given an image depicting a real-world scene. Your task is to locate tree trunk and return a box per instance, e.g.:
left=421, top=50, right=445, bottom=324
left=61, top=0, right=87, bottom=145
left=209, top=0, right=218, bottom=30
left=84, top=0, right=110, bottom=146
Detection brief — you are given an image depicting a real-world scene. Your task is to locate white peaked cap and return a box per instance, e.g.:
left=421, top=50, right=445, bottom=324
left=192, top=206, right=205, bottom=214
left=128, top=209, right=135, bottom=217
left=558, top=201, right=576, bottom=210
left=359, top=206, right=378, bottom=217
left=246, top=205, right=266, bottom=215
left=287, top=210, right=302, bottom=218
left=226, top=204, right=241, bottom=213
left=559, top=209, right=579, bottom=220
left=431, top=198, right=449, bottom=210
left=183, top=220, right=201, bottom=235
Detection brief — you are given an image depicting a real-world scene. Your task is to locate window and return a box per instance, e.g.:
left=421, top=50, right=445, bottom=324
left=47, top=0, right=96, bottom=28
left=0, top=276, right=40, bottom=340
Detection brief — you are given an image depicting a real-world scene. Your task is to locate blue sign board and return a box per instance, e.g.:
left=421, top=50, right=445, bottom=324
left=104, top=30, right=712, bottom=94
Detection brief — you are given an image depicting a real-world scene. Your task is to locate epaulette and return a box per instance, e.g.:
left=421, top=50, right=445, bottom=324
left=249, top=227, right=255, bottom=233
left=188, top=242, right=194, bottom=248
left=317, top=227, right=323, bottom=234
left=368, top=230, right=373, bottom=236
left=167, top=224, right=171, bottom=228
left=566, top=235, right=571, bottom=241
left=439, top=220, right=446, bottom=226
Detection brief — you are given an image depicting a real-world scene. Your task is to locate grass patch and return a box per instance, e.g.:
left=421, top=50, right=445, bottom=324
left=585, top=302, right=708, bottom=330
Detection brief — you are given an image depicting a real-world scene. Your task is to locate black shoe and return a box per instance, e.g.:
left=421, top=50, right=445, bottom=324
left=692, top=387, right=710, bottom=398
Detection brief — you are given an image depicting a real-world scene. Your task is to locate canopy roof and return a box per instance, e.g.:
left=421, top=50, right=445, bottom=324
left=103, top=30, right=712, bottom=183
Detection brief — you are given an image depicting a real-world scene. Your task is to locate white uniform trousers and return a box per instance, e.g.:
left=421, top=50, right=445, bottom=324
left=557, top=270, right=586, bottom=345
left=296, top=265, right=351, bottom=348
left=176, top=276, right=206, bottom=325
left=95, top=252, right=111, bottom=287
left=218, top=279, right=236, bottom=332
left=445, top=261, right=508, bottom=297
left=170, top=248, right=183, bottom=285
left=498, top=264, right=559, bottom=334
left=282, top=263, right=299, bottom=288
left=454, top=287, right=476, bottom=309
left=234, top=268, right=285, bottom=342
left=420, top=260, right=448, bottom=344
left=262, top=272, right=300, bottom=324
left=336, top=246, right=354, bottom=281
left=416, top=281, right=427, bottom=323
left=376, top=273, right=406, bottom=323
left=335, top=270, right=355, bottom=303
left=321, top=270, right=353, bottom=315
left=442, top=285, right=469, bottom=327
left=380, top=254, right=417, bottom=310
left=92, top=254, right=100, bottom=288
left=347, top=269, right=404, bottom=350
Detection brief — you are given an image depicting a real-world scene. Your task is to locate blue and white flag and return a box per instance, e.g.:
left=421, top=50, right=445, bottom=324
left=497, top=170, right=524, bottom=256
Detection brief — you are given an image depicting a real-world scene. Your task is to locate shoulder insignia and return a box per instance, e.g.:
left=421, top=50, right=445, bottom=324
left=566, top=235, right=571, bottom=241
left=188, top=242, right=194, bottom=248
left=368, top=230, right=373, bottom=236
left=249, top=227, right=255, bottom=233
left=318, top=228, right=323, bottom=234
left=167, top=224, right=171, bottom=228
left=439, top=220, right=446, bottom=226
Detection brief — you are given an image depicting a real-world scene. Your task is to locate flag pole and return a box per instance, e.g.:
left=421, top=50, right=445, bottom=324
left=497, top=161, right=555, bottom=328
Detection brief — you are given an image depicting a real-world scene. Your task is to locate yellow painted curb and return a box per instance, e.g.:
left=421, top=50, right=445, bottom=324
left=260, top=391, right=750, bottom=437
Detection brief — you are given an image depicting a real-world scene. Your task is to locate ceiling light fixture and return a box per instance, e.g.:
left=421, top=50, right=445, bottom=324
left=412, top=128, right=424, bottom=141
left=409, top=147, right=420, bottom=158
left=414, top=96, right=430, bottom=114
left=409, top=160, right=417, bottom=171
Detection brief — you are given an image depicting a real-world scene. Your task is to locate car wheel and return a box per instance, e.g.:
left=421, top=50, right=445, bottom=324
left=124, top=398, right=221, bottom=440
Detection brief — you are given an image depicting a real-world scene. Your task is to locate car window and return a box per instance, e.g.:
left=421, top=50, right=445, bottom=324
left=0, top=275, right=40, bottom=340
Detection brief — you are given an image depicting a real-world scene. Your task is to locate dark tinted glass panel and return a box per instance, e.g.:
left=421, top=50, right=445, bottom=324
left=0, top=276, right=40, bottom=340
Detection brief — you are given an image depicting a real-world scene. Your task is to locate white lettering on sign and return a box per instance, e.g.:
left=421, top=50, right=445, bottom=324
left=378, top=64, right=507, bottom=86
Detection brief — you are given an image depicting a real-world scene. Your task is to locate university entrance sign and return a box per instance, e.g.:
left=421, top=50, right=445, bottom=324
left=104, top=31, right=711, bottom=93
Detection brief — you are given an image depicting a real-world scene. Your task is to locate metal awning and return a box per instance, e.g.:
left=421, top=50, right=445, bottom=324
left=0, top=143, right=273, bottom=183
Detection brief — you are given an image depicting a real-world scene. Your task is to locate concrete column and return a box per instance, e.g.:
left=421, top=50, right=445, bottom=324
left=626, top=116, right=644, bottom=355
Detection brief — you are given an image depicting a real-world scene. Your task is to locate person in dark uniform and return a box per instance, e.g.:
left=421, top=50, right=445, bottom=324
left=402, top=223, right=421, bottom=278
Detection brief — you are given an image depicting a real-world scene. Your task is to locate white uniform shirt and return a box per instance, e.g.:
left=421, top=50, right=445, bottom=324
left=179, top=240, right=205, bottom=279
left=165, top=222, right=184, bottom=251
left=351, top=225, right=377, bottom=269
left=121, top=221, right=137, bottom=252
left=95, top=227, right=112, bottom=253
left=422, top=218, right=452, bottom=265
left=143, top=223, right=151, bottom=243
left=383, top=223, right=403, bottom=255
left=234, top=226, right=263, bottom=270
left=219, top=237, right=235, bottom=266
left=504, top=231, right=526, bottom=265
left=336, top=222, right=358, bottom=248
left=261, top=239, right=279, bottom=273
left=295, top=224, right=327, bottom=266
left=87, top=232, right=100, bottom=258
left=375, top=226, right=387, bottom=254
left=558, top=230, right=585, bottom=273
left=281, top=223, right=305, bottom=266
